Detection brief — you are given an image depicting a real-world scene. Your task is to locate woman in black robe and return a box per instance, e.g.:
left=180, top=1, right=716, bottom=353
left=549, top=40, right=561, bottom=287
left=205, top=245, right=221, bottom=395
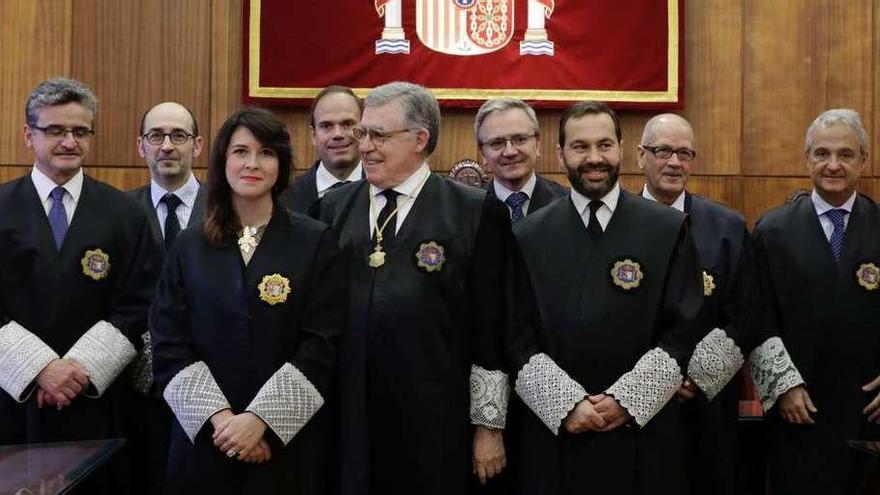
left=150, top=107, right=345, bottom=494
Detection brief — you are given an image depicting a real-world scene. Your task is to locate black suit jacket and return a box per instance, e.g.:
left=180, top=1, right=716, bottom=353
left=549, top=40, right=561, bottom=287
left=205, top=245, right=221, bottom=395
left=280, top=161, right=320, bottom=215
left=486, top=173, right=567, bottom=217
left=128, top=180, right=206, bottom=254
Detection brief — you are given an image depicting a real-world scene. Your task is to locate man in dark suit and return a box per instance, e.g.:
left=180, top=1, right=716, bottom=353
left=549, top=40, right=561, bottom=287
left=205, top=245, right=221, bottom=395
left=319, top=82, right=511, bottom=495
left=749, top=109, right=880, bottom=494
left=476, top=98, right=567, bottom=225
left=280, top=85, right=363, bottom=215
left=127, top=101, right=206, bottom=493
left=637, top=113, right=753, bottom=495
left=0, top=78, right=159, bottom=493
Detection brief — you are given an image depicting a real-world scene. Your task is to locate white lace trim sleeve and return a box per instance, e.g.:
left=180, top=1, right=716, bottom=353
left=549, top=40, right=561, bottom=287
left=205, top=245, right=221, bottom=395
left=687, top=328, right=745, bottom=401
left=605, top=347, right=682, bottom=427
left=470, top=365, right=509, bottom=429
left=748, top=336, right=804, bottom=411
left=0, top=321, right=59, bottom=402
left=164, top=361, right=231, bottom=443
left=514, top=353, right=587, bottom=435
left=245, top=362, right=324, bottom=445
left=64, top=320, right=137, bottom=398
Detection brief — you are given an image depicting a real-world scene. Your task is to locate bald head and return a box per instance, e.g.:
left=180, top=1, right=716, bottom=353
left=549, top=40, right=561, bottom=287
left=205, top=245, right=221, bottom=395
left=637, top=114, right=696, bottom=206
left=137, top=101, right=203, bottom=191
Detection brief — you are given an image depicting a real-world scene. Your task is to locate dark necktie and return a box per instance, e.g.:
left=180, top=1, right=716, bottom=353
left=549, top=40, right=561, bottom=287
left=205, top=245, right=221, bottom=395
left=505, top=191, right=529, bottom=224
left=825, top=208, right=846, bottom=263
left=161, top=193, right=183, bottom=250
left=587, top=200, right=604, bottom=242
left=329, top=180, right=349, bottom=191
left=375, top=189, right=401, bottom=245
left=48, top=186, right=68, bottom=250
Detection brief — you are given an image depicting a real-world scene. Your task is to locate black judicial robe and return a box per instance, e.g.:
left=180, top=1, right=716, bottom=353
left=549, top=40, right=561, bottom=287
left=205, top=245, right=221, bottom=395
left=509, top=190, right=703, bottom=495
left=280, top=161, right=320, bottom=216
left=319, top=175, right=511, bottom=495
left=681, top=193, right=753, bottom=495
left=150, top=207, right=345, bottom=494
left=485, top=174, right=568, bottom=214
left=129, top=183, right=207, bottom=256
left=0, top=174, right=158, bottom=440
left=752, top=194, right=880, bottom=495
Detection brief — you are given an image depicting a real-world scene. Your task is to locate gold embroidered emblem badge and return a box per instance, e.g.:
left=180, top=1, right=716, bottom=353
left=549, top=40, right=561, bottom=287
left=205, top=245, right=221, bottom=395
left=81, top=249, right=111, bottom=281
left=611, top=259, right=643, bottom=290
left=258, top=274, right=291, bottom=305
left=856, top=262, right=879, bottom=291
left=415, top=241, right=445, bottom=273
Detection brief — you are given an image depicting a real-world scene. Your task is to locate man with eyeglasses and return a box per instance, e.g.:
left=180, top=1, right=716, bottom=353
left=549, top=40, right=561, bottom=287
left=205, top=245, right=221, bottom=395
left=127, top=101, right=205, bottom=494
left=0, top=78, right=159, bottom=493
left=475, top=99, right=566, bottom=225
left=505, top=101, right=703, bottom=494
left=637, top=113, right=753, bottom=495
left=281, top=85, right=363, bottom=216
left=748, top=109, right=880, bottom=494
left=319, top=81, right=511, bottom=495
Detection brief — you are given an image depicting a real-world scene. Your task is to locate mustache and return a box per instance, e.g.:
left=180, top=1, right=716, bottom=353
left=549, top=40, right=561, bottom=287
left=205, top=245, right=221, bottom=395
left=576, top=163, right=612, bottom=174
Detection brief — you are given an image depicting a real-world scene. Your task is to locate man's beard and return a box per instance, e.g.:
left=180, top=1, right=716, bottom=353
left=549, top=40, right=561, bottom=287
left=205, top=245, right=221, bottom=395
left=565, top=161, right=620, bottom=200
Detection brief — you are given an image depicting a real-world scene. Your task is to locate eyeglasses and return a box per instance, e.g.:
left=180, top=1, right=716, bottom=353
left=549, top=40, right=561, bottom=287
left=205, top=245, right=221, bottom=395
left=32, top=125, right=94, bottom=140
left=351, top=126, right=413, bottom=147
left=479, top=133, right=537, bottom=152
left=142, top=130, right=195, bottom=146
left=642, top=145, right=696, bottom=162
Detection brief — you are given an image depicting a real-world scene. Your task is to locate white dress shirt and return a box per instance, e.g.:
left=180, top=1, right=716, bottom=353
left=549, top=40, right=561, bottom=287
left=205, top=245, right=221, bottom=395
left=369, top=162, right=432, bottom=236
left=641, top=184, right=686, bottom=212
left=493, top=172, right=537, bottom=216
left=569, top=181, right=620, bottom=232
left=811, top=189, right=856, bottom=241
left=316, top=161, right=363, bottom=198
left=150, top=173, right=200, bottom=238
left=31, top=166, right=83, bottom=224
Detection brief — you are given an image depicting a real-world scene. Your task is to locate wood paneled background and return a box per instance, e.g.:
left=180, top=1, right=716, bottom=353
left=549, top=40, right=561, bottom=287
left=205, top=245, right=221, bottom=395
left=1, top=0, right=878, bottom=225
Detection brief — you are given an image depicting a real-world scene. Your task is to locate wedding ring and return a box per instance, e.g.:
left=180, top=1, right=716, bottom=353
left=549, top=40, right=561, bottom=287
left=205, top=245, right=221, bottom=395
left=227, top=449, right=238, bottom=458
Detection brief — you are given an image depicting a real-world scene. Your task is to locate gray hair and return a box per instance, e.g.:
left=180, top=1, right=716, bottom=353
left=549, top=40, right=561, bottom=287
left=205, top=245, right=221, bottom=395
left=640, top=113, right=694, bottom=146
left=26, top=78, right=97, bottom=127
left=365, top=81, right=441, bottom=154
left=804, top=108, right=869, bottom=156
left=474, top=98, right=539, bottom=140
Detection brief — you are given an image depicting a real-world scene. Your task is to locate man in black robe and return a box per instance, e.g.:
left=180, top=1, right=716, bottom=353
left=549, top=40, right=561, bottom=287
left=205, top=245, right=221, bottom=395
left=319, top=81, right=511, bottom=495
left=128, top=101, right=206, bottom=494
left=508, top=101, right=703, bottom=494
left=636, top=113, right=753, bottom=495
left=748, top=108, right=880, bottom=494
left=0, top=78, right=159, bottom=492
left=280, top=85, right=363, bottom=215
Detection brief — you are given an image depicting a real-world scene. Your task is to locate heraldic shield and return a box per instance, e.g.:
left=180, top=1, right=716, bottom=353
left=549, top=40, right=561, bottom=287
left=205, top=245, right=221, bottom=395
left=415, top=0, right=514, bottom=56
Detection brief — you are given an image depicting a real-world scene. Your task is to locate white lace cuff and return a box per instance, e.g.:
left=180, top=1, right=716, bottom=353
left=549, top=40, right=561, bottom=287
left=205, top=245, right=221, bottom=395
left=246, top=363, right=324, bottom=445
left=0, top=321, right=59, bottom=402
left=131, top=331, right=153, bottom=396
left=606, top=347, right=682, bottom=427
left=748, top=336, right=804, bottom=411
left=64, top=320, right=137, bottom=398
left=514, top=353, right=587, bottom=435
left=687, top=328, right=745, bottom=401
left=164, top=361, right=231, bottom=443
left=470, top=365, right=509, bottom=429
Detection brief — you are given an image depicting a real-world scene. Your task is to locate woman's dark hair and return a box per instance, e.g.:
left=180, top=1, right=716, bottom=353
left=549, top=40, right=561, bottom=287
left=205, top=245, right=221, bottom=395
left=203, top=107, right=293, bottom=246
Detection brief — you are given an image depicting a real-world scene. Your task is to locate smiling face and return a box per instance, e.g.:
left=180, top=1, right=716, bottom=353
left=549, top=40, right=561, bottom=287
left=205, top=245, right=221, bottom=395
left=137, top=102, right=203, bottom=189
left=311, top=92, right=362, bottom=176
left=637, top=116, right=695, bottom=205
left=24, top=102, right=94, bottom=185
left=557, top=113, right=622, bottom=200
left=358, top=100, right=428, bottom=190
left=806, top=123, right=868, bottom=206
left=477, top=108, right=540, bottom=190
left=224, top=126, right=279, bottom=203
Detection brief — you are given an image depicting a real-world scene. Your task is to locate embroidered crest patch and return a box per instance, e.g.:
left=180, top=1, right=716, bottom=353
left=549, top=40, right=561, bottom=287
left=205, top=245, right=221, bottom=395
left=856, top=262, right=879, bottom=291
left=611, top=259, right=643, bottom=290
left=81, top=249, right=111, bottom=281
left=258, top=274, right=291, bottom=305
left=703, top=271, right=716, bottom=297
left=415, top=241, right=445, bottom=272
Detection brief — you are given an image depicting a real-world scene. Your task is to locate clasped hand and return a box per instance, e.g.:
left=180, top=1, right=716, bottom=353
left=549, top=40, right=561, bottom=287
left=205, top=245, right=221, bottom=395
left=36, top=358, right=90, bottom=410
left=563, top=394, right=630, bottom=434
left=211, top=410, right=272, bottom=464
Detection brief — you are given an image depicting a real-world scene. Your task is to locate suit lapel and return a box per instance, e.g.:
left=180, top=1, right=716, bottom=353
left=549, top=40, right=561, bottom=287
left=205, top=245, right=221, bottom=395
left=191, top=183, right=207, bottom=224
left=530, top=176, right=551, bottom=211
left=392, top=173, right=439, bottom=251
left=138, top=187, right=163, bottom=247
left=20, top=177, right=57, bottom=256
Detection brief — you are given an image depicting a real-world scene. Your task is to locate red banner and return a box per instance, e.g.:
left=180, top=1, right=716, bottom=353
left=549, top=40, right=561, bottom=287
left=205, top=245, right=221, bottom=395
left=244, top=0, right=684, bottom=109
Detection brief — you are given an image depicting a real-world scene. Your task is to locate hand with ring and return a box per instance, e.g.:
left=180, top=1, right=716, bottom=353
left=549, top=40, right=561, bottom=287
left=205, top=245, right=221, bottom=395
left=226, top=449, right=239, bottom=459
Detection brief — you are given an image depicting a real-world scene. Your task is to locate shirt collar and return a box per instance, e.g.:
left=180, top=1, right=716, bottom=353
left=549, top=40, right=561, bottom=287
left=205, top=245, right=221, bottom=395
left=493, top=172, right=537, bottom=202
left=570, top=181, right=620, bottom=217
left=150, top=172, right=200, bottom=209
left=811, top=189, right=857, bottom=216
left=31, top=165, right=84, bottom=203
left=369, top=161, right=431, bottom=199
left=316, top=160, right=363, bottom=194
left=641, top=184, right=686, bottom=212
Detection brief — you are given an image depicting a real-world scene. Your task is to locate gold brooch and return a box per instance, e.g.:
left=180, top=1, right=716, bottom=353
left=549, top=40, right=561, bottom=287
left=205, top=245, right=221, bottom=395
left=258, top=274, right=291, bottom=305
left=415, top=241, right=445, bottom=273
left=611, top=259, right=643, bottom=290
left=81, top=249, right=111, bottom=281
left=703, top=271, right=715, bottom=296
left=856, top=262, right=879, bottom=291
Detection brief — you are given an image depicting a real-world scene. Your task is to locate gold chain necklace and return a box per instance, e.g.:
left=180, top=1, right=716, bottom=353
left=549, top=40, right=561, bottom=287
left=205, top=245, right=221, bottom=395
left=367, top=172, right=431, bottom=268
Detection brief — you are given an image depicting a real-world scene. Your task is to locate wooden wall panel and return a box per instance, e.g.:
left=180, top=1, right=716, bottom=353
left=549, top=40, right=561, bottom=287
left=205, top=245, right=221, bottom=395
left=209, top=0, right=243, bottom=159
left=70, top=0, right=212, bottom=169
left=742, top=0, right=874, bottom=177
left=0, top=1, right=72, bottom=165
left=875, top=0, right=880, bottom=177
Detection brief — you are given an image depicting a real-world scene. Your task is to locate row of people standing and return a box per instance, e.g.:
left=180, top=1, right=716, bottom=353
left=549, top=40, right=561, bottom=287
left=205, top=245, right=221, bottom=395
left=0, top=77, right=878, bottom=495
